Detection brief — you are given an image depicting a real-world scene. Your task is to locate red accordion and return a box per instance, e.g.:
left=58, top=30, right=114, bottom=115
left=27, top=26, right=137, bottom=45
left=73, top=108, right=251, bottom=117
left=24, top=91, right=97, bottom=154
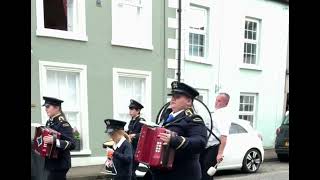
left=33, top=126, right=61, bottom=158
left=135, top=125, right=176, bottom=169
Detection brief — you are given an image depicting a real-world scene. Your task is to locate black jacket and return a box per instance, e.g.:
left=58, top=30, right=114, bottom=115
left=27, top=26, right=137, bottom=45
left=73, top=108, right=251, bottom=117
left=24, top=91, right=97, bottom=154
left=151, top=109, right=207, bottom=180
left=113, top=139, right=133, bottom=177
left=45, top=114, right=75, bottom=171
left=127, top=116, right=145, bottom=149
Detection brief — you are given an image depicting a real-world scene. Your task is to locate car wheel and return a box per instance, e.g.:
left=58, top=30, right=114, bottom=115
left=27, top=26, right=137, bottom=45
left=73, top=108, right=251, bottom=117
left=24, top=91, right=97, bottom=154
left=241, top=148, right=262, bottom=173
left=277, top=154, right=289, bottom=162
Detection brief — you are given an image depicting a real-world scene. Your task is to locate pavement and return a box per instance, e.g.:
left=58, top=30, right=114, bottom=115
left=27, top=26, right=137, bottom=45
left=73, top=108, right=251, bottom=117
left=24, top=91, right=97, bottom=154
left=66, top=149, right=279, bottom=180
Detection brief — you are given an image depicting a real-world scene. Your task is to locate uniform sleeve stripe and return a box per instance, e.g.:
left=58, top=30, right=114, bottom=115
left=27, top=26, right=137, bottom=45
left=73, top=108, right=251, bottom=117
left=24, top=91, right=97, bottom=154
left=176, top=136, right=186, bottom=150
left=64, top=141, right=70, bottom=150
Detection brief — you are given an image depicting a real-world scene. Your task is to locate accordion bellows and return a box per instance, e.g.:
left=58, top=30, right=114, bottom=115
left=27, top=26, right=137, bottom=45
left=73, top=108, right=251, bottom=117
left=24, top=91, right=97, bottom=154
left=135, top=125, right=176, bottom=169
left=33, top=126, right=61, bottom=159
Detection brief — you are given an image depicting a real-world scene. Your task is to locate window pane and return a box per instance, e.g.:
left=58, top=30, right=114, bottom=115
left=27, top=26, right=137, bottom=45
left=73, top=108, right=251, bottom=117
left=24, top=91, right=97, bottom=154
left=189, top=45, right=193, bottom=56
left=199, top=35, right=204, bottom=46
left=189, top=7, right=207, bottom=31
left=65, top=112, right=79, bottom=131
left=244, top=96, right=249, bottom=103
left=247, top=55, right=251, bottom=64
left=240, top=96, right=244, bottom=103
left=248, top=31, right=252, bottom=39
left=244, top=104, right=249, bottom=111
left=46, top=70, right=79, bottom=109
left=189, top=33, right=193, bottom=44
left=65, top=112, right=81, bottom=151
left=118, top=76, right=146, bottom=122
left=198, top=95, right=204, bottom=102
left=252, top=44, right=256, bottom=54
left=248, top=22, right=253, bottom=30
left=239, top=104, right=243, bottom=111
left=194, top=34, right=199, bottom=45
left=244, top=43, right=247, bottom=53
left=249, top=105, right=254, bottom=111
left=199, top=46, right=204, bottom=57
left=253, top=22, right=257, bottom=31
left=248, top=115, right=254, bottom=126
left=245, top=21, right=248, bottom=30
left=47, top=71, right=59, bottom=98
left=251, top=55, right=256, bottom=64
left=250, top=96, right=254, bottom=103
left=247, top=43, right=252, bottom=54
left=253, top=32, right=256, bottom=40
left=245, top=30, right=247, bottom=39
left=67, top=0, right=74, bottom=31
left=193, top=46, right=198, bottom=56
left=43, top=0, right=68, bottom=31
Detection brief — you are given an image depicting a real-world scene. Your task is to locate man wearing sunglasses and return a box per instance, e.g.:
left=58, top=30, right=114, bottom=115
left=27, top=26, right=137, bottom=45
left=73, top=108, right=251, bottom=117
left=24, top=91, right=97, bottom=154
left=151, top=81, right=208, bottom=180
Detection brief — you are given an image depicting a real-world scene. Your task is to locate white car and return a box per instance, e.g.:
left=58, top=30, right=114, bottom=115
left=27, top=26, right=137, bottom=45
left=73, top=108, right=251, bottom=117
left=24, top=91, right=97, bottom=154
left=136, top=119, right=264, bottom=177
left=217, top=119, right=264, bottom=173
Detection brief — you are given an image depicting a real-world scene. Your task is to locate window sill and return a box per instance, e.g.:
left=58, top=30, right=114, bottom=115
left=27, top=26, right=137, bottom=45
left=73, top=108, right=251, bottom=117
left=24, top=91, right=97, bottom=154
left=36, top=28, right=88, bottom=42
left=185, top=58, right=213, bottom=65
left=239, top=64, right=262, bottom=71
left=71, top=149, right=92, bottom=156
left=111, top=39, right=154, bottom=51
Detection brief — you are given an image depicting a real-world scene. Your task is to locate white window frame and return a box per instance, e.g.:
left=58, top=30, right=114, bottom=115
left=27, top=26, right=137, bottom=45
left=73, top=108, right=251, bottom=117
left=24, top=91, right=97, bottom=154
left=241, top=17, right=261, bottom=68
left=111, top=0, right=153, bottom=50
left=36, top=0, right=88, bottom=41
left=39, top=61, right=90, bottom=155
left=239, top=93, right=258, bottom=128
left=185, top=3, right=210, bottom=64
left=113, top=68, right=152, bottom=122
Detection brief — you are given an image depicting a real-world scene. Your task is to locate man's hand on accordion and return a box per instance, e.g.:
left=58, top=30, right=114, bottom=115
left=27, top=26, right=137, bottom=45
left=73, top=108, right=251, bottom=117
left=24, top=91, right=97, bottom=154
left=43, top=135, right=54, bottom=144
left=159, top=129, right=172, bottom=145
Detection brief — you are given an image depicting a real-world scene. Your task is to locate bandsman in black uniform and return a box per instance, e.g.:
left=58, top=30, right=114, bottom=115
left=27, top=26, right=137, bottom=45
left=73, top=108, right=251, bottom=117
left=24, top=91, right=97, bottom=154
left=151, top=81, right=208, bottom=180
left=104, top=119, right=133, bottom=180
left=127, top=99, right=145, bottom=180
left=42, top=96, right=75, bottom=180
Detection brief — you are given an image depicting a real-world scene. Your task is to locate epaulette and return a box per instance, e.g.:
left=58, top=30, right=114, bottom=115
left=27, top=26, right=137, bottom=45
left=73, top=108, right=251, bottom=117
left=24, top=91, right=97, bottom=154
left=185, top=108, right=194, bottom=117
left=190, top=114, right=204, bottom=123
left=59, top=115, right=65, bottom=122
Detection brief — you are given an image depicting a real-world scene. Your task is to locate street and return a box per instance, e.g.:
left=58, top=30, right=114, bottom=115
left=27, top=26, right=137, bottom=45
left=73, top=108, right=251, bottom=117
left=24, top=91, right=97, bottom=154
left=214, top=161, right=289, bottom=180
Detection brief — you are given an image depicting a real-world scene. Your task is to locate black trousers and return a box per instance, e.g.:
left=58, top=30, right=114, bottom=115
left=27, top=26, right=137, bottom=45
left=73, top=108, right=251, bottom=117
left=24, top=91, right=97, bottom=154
left=199, top=145, right=219, bottom=180
left=131, top=161, right=139, bottom=180
left=47, top=169, right=68, bottom=180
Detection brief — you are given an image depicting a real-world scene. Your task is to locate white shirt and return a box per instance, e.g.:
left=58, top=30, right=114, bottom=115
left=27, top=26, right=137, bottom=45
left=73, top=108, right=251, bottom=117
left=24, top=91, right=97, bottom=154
left=113, top=136, right=126, bottom=150
left=206, top=107, right=232, bottom=148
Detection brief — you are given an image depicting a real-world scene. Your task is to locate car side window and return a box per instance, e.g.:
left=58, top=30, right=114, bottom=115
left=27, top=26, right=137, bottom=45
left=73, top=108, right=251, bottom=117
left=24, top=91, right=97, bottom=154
left=229, top=123, right=248, bottom=134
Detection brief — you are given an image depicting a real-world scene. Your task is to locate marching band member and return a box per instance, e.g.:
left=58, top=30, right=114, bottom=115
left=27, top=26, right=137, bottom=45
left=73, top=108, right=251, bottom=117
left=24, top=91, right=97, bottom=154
left=42, top=96, right=75, bottom=180
left=151, top=81, right=208, bottom=180
left=104, top=119, right=133, bottom=180
left=127, top=99, right=145, bottom=180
